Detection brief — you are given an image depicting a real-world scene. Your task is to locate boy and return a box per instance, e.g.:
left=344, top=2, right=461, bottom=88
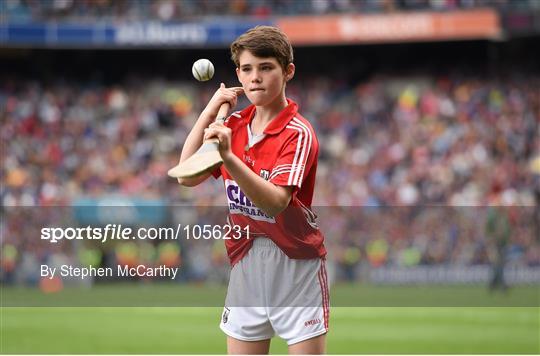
left=177, top=26, right=328, bottom=354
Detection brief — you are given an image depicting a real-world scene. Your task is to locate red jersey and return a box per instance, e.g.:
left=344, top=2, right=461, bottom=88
left=212, top=99, right=326, bottom=265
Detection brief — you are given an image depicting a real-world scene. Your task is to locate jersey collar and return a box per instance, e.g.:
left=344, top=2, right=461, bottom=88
left=239, top=99, right=298, bottom=136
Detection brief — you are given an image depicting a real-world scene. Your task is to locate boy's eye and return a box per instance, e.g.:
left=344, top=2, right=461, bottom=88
left=240, top=65, right=272, bottom=72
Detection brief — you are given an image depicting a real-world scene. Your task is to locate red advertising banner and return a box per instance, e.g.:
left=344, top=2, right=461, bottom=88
left=277, top=8, right=501, bottom=45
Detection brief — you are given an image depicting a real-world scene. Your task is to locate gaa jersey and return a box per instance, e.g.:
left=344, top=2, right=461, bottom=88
left=212, top=99, right=326, bottom=265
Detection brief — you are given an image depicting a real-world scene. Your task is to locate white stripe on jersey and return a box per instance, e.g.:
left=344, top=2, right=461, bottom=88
left=285, top=122, right=304, bottom=186
left=272, top=163, right=293, bottom=171
left=292, top=118, right=313, bottom=185
left=269, top=164, right=293, bottom=180
left=269, top=168, right=292, bottom=181
left=269, top=165, right=308, bottom=181
left=290, top=118, right=308, bottom=185
left=288, top=118, right=312, bottom=186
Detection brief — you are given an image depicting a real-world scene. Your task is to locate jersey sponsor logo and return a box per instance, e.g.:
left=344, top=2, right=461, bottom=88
left=260, top=169, right=270, bottom=180
left=225, top=179, right=276, bottom=223
left=304, top=318, right=322, bottom=327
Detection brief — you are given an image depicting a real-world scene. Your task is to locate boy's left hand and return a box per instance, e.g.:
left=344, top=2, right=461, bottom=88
left=204, top=122, right=233, bottom=161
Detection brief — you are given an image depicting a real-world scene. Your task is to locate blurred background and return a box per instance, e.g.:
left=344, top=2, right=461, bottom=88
left=0, top=0, right=539, bottom=353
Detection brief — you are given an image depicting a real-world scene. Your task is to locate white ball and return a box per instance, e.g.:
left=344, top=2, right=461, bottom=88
left=192, top=59, right=215, bottom=82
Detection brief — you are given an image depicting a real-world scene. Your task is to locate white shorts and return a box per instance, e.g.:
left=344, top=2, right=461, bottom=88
left=219, top=237, right=330, bottom=345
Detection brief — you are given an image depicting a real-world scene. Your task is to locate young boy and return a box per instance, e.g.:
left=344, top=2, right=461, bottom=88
left=177, top=26, right=328, bottom=354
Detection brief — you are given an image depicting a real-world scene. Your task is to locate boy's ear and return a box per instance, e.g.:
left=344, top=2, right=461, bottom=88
left=285, top=63, right=295, bottom=82
left=236, top=67, right=241, bottom=82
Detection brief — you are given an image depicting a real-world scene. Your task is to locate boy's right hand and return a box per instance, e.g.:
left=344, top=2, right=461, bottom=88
left=204, top=83, right=244, bottom=118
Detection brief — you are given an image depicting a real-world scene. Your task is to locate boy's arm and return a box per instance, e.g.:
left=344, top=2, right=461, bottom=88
left=223, top=154, right=293, bottom=217
left=204, top=121, right=293, bottom=217
left=176, top=109, right=218, bottom=186
left=177, top=84, right=243, bottom=186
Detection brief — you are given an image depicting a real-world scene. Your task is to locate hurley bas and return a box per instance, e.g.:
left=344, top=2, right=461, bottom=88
left=41, top=264, right=180, bottom=280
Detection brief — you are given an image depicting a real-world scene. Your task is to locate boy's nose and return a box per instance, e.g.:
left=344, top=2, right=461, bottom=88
left=251, top=71, right=262, bottom=83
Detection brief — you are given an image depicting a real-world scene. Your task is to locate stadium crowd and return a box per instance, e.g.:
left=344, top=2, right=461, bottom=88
left=4, top=0, right=540, bottom=23
left=1, top=68, right=539, bottom=284
left=2, top=74, right=537, bottom=207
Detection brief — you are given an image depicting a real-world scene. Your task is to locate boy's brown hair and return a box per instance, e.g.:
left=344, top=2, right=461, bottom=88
left=230, top=26, right=293, bottom=72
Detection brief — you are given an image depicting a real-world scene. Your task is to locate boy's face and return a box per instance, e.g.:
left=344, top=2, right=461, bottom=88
left=236, top=50, right=294, bottom=107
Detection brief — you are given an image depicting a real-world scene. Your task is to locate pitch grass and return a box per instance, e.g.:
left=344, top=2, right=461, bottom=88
left=1, top=307, right=538, bottom=354
left=2, top=283, right=538, bottom=307
left=0, top=284, right=538, bottom=354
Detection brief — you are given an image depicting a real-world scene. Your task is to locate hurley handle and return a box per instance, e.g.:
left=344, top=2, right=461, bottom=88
left=215, top=102, right=230, bottom=124
left=205, top=102, right=230, bottom=145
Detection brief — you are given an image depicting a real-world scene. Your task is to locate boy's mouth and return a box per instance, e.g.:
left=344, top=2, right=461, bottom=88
left=250, top=88, right=265, bottom=92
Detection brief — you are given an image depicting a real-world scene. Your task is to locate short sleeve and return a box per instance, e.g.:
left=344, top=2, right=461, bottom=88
left=269, top=126, right=315, bottom=189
